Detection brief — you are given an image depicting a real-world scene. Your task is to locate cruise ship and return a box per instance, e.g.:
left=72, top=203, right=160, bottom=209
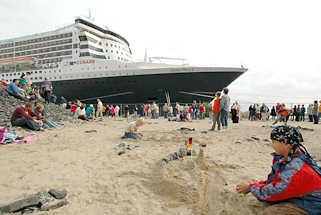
left=0, top=17, right=247, bottom=103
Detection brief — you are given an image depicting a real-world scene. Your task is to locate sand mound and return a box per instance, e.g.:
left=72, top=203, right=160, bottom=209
left=119, top=149, right=264, bottom=215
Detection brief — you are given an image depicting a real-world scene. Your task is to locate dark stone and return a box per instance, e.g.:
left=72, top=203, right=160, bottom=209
left=40, top=199, right=68, bottom=211
left=162, top=158, right=168, bottom=163
left=48, top=189, right=67, bottom=200
left=251, top=136, right=260, bottom=141
left=179, top=127, right=195, bottom=131
left=0, top=195, right=40, bottom=213
left=199, top=144, right=207, bottom=147
left=247, top=138, right=255, bottom=142
left=118, top=151, right=125, bottom=156
left=84, top=130, right=97, bottom=133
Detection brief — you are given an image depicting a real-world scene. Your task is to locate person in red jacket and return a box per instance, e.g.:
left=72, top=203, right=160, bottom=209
left=1, top=78, right=7, bottom=87
left=199, top=104, right=205, bottom=119
left=11, top=102, right=43, bottom=131
left=236, top=125, right=321, bottom=215
left=272, top=104, right=291, bottom=125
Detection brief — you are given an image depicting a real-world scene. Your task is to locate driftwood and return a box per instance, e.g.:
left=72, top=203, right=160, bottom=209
left=0, top=189, right=67, bottom=214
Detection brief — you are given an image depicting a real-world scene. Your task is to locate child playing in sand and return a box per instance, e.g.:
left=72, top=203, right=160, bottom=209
left=122, top=119, right=144, bottom=139
left=236, top=125, right=321, bottom=215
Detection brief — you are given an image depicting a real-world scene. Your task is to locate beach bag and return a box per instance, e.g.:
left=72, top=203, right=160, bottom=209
left=0, top=127, right=7, bottom=144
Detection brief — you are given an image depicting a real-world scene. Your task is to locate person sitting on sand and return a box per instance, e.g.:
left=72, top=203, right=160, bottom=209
left=122, top=119, right=144, bottom=139
left=7, top=79, right=29, bottom=101
left=86, top=104, right=95, bottom=120
left=11, top=102, right=43, bottom=131
left=76, top=104, right=88, bottom=121
left=236, top=125, right=321, bottom=215
left=34, top=104, right=63, bottom=128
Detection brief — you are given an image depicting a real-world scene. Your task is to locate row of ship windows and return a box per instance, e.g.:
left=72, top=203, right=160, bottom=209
left=1, top=63, right=135, bottom=82
left=16, top=39, right=72, bottom=53
left=79, top=36, right=98, bottom=44
left=79, top=52, right=129, bottom=61
left=79, top=44, right=130, bottom=57
left=1, top=70, right=62, bottom=78
left=78, top=35, right=131, bottom=55
left=80, top=44, right=103, bottom=52
left=0, top=38, right=72, bottom=54
left=106, top=42, right=130, bottom=54
left=13, top=33, right=73, bottom=47
left=0, top=33, right=72, bottom=50
left=0, top=47, right=72, bottom=60
left=3, top=70, right=132, bottom=83
left=0, top=51, right=72, bottom=61
left=15, top=45, right=72, bottom=56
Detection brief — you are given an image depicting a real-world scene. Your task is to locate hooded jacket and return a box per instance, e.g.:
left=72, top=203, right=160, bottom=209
left=249, top=150, right=321, bottom=215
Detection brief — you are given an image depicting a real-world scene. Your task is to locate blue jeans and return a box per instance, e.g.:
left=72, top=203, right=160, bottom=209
left=164, top=112, right=168, bottom=118
left=122, top=132, right=140, bottom=139
left=11, top=118, right=41, bottom=131
left=220, top=110, right=228, bottom=128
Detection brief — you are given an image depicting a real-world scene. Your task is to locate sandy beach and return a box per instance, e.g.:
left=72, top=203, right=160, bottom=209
left=0, top=118, right=320, bottom=215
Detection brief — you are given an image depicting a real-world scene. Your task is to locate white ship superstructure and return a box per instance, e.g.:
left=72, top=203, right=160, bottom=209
left=0, top=17, right=247, bottom=103
left=0, top=17, right=135, bottom=82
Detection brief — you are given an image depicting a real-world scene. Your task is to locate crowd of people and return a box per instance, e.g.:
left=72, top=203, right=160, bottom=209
left=248, top=101, right=321, bottom=125
left=4, top=73, right=57, bottom=104
left=3, top=75, right=321, bottom=132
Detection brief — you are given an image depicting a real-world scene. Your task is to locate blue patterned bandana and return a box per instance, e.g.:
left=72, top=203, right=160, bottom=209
left=270, top=125, right=303, bottom=145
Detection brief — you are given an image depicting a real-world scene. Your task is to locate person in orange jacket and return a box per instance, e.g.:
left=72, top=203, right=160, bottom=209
left=209, top=91, right=221, bottom=131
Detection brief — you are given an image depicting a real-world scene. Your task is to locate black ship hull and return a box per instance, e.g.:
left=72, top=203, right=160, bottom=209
left=52, top=70, right=245, bottom=104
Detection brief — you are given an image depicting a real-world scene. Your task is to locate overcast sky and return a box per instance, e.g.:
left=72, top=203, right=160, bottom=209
left=1, top=0, right=320, bottom=107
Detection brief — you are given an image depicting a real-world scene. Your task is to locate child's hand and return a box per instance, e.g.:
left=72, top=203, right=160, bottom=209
left=236, top=183, right=250, bottom=194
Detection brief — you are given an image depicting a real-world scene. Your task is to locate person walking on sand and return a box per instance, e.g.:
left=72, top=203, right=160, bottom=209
left=236, top=125, right=321, bottom=215
left=209, top=91, right=221, bottom=131
left=219, top=88, right=230, bottom=129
